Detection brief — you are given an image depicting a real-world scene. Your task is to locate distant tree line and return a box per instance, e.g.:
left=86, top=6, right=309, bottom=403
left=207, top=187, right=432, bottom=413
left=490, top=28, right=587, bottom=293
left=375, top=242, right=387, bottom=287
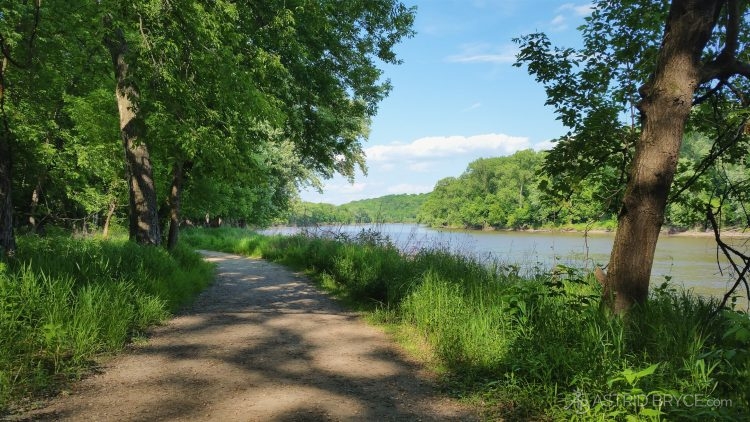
left=290, top=144, right=749, bottom=231
left=287, top=193, right=429, bottom=225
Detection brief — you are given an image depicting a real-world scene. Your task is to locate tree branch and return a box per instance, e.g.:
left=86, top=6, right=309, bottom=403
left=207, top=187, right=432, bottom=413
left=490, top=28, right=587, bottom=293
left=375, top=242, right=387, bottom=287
left=0, top=0, right=42, bottom=69
left=699, top=1, right=750, bottom=84
left=723, top=0, right=740, bottom=60
left=707, top=204, right=750, bottom=315
left=669, top=115, right=748, bottom=202
left=28, top=0, right=42, bottom=60
left=693, top=80, right=726, bottom=105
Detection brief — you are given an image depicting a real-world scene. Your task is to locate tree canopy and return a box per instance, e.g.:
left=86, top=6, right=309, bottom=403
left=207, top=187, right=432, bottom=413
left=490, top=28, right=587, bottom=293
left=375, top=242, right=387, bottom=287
left=0, top=0, right=415, bottom=255
left=515, top=0, right=750, bottom=311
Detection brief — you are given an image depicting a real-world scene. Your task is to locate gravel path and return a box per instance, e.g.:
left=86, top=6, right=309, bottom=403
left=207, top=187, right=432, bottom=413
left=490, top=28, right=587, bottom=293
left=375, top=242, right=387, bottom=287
left=15, top=250, right=477, bottom=421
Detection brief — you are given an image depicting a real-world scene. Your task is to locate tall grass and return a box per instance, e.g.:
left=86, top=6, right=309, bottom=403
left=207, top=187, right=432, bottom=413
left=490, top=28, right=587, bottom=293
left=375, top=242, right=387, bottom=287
left=0, top=234, right=214, bottom=414
left=184, top=227, right=750, bottom=420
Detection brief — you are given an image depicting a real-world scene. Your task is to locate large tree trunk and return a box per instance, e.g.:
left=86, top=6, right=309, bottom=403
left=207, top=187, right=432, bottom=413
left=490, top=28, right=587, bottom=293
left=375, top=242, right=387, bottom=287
left=104, top=27, right=161, bottom=246
left=166, top=161, right=185, bottom=250
left=602, top=0, right=721, bottom=313
left=0, top=123, right=14, bottom=257
left=0, top=60, right=16, bottom=257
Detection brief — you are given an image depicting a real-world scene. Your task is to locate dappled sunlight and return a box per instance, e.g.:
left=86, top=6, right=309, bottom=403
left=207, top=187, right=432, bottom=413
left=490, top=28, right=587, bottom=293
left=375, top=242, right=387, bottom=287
left=20, top=251, right=474, bottom=421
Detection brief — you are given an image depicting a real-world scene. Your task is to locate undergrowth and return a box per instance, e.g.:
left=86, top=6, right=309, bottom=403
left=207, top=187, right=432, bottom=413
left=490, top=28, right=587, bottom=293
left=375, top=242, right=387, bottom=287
left=184, top=226, right=750, bottom=421
left=0, top=234, right=214, bottom=414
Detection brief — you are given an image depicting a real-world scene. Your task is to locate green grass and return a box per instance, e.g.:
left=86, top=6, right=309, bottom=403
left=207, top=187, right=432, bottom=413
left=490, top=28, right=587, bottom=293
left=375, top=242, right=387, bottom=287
left=0, top=234, right=214, bottom=414
left=184, top=227, right=750, bottom=421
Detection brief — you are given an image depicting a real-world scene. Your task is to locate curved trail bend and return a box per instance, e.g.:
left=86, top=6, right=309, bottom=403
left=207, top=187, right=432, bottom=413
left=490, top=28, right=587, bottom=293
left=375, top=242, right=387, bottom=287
left=18, top=250, right=477, bottom=421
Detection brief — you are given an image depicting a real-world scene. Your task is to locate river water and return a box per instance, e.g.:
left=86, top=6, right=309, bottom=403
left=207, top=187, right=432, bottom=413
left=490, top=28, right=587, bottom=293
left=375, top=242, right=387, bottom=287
left=262, top=223, right=750, bottom=301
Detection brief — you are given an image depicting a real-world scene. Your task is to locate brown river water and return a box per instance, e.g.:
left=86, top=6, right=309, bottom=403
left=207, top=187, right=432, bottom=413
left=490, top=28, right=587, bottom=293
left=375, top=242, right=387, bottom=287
left=263, top=223, right=750, bottom=305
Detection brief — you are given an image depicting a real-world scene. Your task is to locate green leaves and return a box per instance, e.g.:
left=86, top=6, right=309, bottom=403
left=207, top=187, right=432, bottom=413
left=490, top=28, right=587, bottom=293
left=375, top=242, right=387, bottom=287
left=607, top=363, right=659, bottom=389
left=417, top=149, right=597, bottom=229
left=513, top=1, right=671, bottom=216
left=0, top=0, right=415, bottom=238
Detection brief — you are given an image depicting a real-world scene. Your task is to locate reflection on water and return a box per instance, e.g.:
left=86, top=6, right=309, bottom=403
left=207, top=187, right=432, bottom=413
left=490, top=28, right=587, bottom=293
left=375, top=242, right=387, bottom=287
left=261, top=223, right=750, bottom=301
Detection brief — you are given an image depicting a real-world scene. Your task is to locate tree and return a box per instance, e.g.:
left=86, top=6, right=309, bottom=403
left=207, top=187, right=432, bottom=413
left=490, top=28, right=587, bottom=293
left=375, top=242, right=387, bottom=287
left=236, top=1, right=415, bottom=178
left=172, top=0, right=415, bottom=243
left=0, top=0, right=42, bottom=256
left=418, top=150, right=547, bottom=229
left=0, top=0, right=414, bottom=252
left=516, top=0, right=750, bottom=312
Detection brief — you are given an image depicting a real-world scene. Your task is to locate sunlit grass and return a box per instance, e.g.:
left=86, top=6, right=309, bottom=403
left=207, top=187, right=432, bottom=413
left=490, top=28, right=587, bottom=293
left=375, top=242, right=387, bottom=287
left=0, top=234, right=214, bottom=413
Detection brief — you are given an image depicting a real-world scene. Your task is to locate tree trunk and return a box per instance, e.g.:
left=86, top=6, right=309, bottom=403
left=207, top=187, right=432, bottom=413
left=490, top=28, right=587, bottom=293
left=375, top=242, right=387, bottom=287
left=166, top=161, right=185, bottom=250
left=602, top=0, right=721, bottom=313
left=0, top=127, right=14, bottom=257
left=0, top=60, right=16, bottom=257
left=28, top=176, right=44, bottom=233
left=104, top=26, right=161, bottom=246
left=102, top=199, right=117, bottom=239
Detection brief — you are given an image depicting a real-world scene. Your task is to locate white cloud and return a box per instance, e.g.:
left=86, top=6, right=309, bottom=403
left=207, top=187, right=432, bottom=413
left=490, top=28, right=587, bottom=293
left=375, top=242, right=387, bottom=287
left=365, top=133, right=530, bottom=163
left=386, top=184, right=434, bottom=195
left=462, top=102, right=482, bottom=112
left=408, top=162, right=434, bottom=172
left=557, top=3, right=594, bottom=16
left=550, top=14, right=567, bottom=30
left=324, top=182, right=367, bottom=194
left=446, top=43, right=518, bottom=64
left=533, top=139, right=556, bottom=151
left=550, top=3, right=593, bottom=31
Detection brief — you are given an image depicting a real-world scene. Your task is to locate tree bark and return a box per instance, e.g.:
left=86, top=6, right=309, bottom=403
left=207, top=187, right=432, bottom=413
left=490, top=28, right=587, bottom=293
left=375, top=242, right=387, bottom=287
left=0, top=60, right=16, bottom=257
left=166, top=161, right=185, bottom=250
left=104, top=26, right=161, bottom=246
left=27, top=176, right=44, bottom=234
left=102, top=199, right=117, bottom=239
left=0, top=123, right=14, bottom=257
left=602, top=0, right=722, bottom=312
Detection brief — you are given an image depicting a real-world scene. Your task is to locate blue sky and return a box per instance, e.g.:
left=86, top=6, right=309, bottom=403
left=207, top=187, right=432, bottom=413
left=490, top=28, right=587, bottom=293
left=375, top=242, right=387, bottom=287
left=300, top=0, right=593, bottom=205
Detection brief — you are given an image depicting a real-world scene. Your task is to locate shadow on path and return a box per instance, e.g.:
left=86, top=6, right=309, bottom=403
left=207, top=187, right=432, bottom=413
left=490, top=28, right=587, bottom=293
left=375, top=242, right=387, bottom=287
left=15, top=251, right=477, bottom=421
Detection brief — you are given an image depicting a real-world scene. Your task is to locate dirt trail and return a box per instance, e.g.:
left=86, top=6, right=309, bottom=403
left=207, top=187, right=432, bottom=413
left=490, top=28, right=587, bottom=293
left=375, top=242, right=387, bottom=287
left=15, top=250, right=477, bottom=421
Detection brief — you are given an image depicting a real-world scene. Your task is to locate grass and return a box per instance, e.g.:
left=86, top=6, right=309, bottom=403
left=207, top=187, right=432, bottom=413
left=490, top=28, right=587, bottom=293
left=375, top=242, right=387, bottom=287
left=0, top=233, right=214, bottom=414
left=184, top=226, right=750, bottom=421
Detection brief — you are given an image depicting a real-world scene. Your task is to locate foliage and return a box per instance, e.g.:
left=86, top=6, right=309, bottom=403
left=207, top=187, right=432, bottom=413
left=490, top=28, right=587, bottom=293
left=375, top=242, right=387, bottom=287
left=513, top=0, right=666, bottom=207
left=283, top=143, right=747, bottom=232
left=419, top=150, right=548, bottom=229
left=185, top=227, right=750, bottom=420
left=417, top=149, right=621, bottom=230
left=513, top=2, right=750, bottom=232
left=0, top=0, right=416, bottom=250
left=285, top=193, right=430, bottom=225
left=515, top=0, right=750, bottom=310
left=0, top=234, right=214, bottom=413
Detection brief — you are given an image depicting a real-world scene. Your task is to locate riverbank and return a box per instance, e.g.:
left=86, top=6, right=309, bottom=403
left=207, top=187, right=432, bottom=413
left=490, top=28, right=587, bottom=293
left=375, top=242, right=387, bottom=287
left=272, top=221, right=750, bottom=238
left=428, top=224, right=750, bottom=238
left=263, top=222, right=743, bottom=302
left=183, top=227, right=750, bottom=420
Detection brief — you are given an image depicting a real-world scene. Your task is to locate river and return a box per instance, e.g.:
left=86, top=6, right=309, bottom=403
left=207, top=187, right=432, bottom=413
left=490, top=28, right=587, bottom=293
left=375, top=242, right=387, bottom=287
left=261, top=223, right=749, bottom=301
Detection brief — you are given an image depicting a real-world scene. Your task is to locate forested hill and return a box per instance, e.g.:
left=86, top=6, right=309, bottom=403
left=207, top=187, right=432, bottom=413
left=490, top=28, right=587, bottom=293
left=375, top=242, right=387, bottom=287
left=287, top=193, right=429, bottom=225
left=286, top=145, right=748, bottom=231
